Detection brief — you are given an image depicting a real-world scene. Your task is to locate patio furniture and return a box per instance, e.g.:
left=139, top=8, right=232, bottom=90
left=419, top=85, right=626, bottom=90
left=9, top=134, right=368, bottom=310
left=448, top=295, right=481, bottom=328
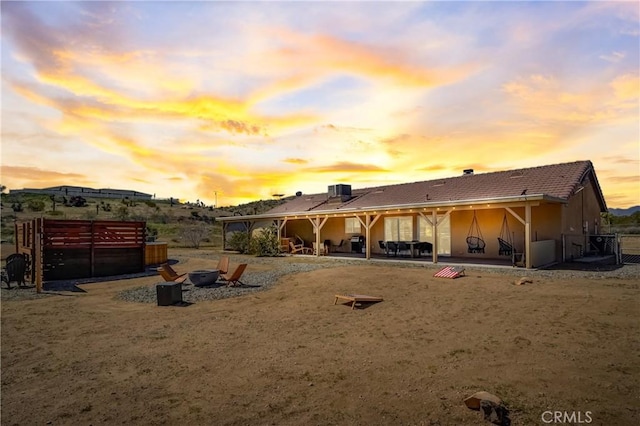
left=289, top=241, right=312, bottom=255
left=2, top=253, right=27, bottom=289
left=386, top=241, right=398, bottom=257
left=378, top=240, right=387, bottom=255
left=498, top=238, right=514, bottom=256
left=220, top=264, right=248, bottom=287
left=330, top=239, right=345, bottom=252
left=216, top=256, right=229, bottom=275
left=397, top=241, right=411, bottom=257
left=467, top=236, right=486, bottom=254
left=466, top=211, right=486, bottom=253
left=334, top=294, right=383, bottom=310
left=313, top=241, right=328, bottom=255
left=417, top=242, right=433, bottom=256
left=158, top=263, right=187, bottom=284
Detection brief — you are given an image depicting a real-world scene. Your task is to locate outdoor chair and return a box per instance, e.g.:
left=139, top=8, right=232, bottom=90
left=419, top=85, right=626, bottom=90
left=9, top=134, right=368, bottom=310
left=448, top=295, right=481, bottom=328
left=497, top=238, right=514, bottom=256
left=417, top=242, right=433, bottom=256
left=331, top=239, right=344, bottom=253
left=220, top=264, right=248, bottom=287
left=2, top=253, right=27, bottom=289
left=158, top=263, right=188, bottom=284
left=216, top=256, right=230, bottom=275
left=289, top=241, right=313, bottom=255
left=312, top=242, right=327, bottom=255
left=466, top=236, right=486, bottom=254
left=378, top=240, right=387, bottom=255
left=397, top=242, right=411, bottom=257
left=386, top=241, right=398, bottom=257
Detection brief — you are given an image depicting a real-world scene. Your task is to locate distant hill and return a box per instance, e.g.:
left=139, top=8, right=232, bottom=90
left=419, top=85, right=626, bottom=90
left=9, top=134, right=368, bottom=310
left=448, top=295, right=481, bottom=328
left=609, top=206, right=640, bottom=216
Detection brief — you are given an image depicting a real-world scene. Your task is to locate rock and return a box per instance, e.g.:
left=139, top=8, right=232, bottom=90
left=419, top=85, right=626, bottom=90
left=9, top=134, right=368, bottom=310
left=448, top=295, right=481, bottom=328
left=464, top=391, right=502, bottom=410
left=514, top=277, right=533, bottom=286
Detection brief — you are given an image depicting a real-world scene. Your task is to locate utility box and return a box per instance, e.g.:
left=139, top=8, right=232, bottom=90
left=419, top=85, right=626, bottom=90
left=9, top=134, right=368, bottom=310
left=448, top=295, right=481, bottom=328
left=156, top=282, right=182, bottom=306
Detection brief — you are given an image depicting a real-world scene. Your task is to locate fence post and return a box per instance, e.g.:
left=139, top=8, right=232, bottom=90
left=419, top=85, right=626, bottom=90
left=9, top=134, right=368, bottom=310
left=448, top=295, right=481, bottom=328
left=35, top=218, right=43, bottom=293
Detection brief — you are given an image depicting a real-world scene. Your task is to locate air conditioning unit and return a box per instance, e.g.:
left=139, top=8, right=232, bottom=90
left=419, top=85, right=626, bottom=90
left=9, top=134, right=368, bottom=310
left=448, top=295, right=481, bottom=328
left=328, top=184, right=352, bottom=198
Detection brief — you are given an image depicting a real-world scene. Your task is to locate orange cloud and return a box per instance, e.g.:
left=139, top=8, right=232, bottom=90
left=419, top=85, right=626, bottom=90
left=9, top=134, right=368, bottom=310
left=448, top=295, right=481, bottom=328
left=283, top=158, right=308, bottom=165
left=306, top=162, right=389, bottom=173
left=1, top=166, right=91, bottom=188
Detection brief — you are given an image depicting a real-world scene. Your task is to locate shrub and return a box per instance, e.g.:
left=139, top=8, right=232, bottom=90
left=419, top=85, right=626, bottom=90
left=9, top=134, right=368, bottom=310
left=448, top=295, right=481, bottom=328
left=179, top=223, right=210, bottom=249
left=249, top=225, right=280, bottom=257
left=227, top=231, right=250, bottom=254
left=26, top=200, right=45, bottom=212
left=114, top=206, right=129, bottom=220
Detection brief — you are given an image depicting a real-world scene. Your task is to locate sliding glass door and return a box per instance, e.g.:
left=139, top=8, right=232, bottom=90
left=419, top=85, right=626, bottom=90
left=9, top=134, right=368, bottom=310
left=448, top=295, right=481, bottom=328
left=419, top=215, right=451, bottom=255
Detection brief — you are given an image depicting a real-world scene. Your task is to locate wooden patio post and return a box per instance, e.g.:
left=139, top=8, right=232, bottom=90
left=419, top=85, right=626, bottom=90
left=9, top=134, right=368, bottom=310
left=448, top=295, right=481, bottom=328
left=365, top=214, right=371, bottom=260
left=432, top=210, right=439, bottom=264
left=525, top=203, right=532, bottom=269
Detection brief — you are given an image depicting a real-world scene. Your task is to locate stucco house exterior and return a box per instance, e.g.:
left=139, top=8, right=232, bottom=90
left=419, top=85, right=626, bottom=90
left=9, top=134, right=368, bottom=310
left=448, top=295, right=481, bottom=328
left=218, top=160, right=608, bottom=269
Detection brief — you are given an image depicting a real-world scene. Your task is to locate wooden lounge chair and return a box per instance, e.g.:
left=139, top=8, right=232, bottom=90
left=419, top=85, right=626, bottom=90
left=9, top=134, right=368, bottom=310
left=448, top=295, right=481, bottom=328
left=334, top=294, right=384, bottom=310
left=158, top=263, right=187, bottom=284
left=216, top=256, right=229, bottom=275
left=220, top=264, right=248, bottom=287
left=289, top=241, right=312, bottom=255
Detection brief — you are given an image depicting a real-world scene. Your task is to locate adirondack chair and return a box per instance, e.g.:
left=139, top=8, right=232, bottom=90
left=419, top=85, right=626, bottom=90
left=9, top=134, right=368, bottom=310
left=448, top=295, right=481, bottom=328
left=289, top=241, right=312, bottom=255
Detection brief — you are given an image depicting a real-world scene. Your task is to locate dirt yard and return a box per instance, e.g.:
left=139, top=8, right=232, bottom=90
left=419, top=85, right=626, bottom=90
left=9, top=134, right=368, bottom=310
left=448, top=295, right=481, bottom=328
left=1, top=248, right=639, bottom=425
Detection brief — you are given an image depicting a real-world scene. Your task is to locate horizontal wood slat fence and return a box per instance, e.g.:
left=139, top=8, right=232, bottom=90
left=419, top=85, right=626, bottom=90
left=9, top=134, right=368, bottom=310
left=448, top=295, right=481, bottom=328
left=15, top=219, right=146, bottom=293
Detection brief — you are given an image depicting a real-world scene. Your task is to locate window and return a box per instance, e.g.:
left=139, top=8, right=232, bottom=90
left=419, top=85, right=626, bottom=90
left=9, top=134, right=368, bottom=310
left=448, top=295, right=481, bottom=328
left=345, top=217, right=361, bottom=234
left=419, top=215, right=451, bottom=255
left=384, top=217, right=413, bottom=241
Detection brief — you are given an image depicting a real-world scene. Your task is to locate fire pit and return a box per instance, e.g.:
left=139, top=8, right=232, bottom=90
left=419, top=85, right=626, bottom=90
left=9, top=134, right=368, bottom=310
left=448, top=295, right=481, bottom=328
left=188, top=269, right=219, bottom=287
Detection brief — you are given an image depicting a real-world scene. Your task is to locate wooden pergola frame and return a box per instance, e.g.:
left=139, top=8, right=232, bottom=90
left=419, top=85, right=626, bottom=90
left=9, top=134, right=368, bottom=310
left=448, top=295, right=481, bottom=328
left=220, top=195, right=545, bottom=269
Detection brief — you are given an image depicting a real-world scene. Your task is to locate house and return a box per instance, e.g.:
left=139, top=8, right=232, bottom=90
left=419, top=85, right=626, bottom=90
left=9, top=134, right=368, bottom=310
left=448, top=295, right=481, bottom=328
left=9, top=186, right=153, bottom=200
left=218, top=160, right=608, bottom=268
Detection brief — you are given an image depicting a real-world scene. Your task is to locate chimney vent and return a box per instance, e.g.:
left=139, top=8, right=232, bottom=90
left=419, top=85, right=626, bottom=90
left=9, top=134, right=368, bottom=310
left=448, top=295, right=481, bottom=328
left=463, top=169, right=474, bottom=175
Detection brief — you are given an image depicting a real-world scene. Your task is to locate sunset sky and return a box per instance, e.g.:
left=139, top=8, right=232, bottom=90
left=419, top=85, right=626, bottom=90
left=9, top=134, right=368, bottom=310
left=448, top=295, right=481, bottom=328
left=1, top=1, right=638, bottom=208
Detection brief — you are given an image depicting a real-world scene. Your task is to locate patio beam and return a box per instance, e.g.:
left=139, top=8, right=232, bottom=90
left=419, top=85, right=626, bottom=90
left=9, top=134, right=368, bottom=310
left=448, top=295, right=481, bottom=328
left=505, top=207, right=525, bottom=226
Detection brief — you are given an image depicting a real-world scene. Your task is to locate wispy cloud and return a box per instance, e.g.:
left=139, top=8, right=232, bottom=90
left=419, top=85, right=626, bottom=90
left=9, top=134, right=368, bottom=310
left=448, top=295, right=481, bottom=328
left=1, top=1, right=638, bottom=207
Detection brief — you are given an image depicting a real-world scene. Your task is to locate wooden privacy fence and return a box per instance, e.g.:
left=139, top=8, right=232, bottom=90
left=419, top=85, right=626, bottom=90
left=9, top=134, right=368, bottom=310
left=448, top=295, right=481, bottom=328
left=15, top=219, right=146, bottom=292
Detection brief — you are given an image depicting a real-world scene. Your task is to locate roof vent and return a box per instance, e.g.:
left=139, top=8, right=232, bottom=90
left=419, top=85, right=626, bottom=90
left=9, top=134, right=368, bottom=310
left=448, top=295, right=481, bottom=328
left=295, top=191, right=302, bottom=197
left=463, top=169, right=474, bottom=175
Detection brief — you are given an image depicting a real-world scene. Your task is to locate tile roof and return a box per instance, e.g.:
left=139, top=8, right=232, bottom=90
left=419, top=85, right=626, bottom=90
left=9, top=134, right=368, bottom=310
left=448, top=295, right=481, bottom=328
left=265, top=160, right=606, bottom=215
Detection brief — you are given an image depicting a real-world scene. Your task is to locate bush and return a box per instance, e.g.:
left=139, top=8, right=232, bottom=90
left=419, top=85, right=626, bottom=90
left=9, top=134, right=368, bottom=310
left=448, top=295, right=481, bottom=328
left=179, top=223, right=210, bottom=249
left=227, top=231, right=250, bottom=254
left=249, top=225, right=280, bottom=256
left=26, top=200, right=45, bottom=212
left=114, top=206, right=129, bottom=220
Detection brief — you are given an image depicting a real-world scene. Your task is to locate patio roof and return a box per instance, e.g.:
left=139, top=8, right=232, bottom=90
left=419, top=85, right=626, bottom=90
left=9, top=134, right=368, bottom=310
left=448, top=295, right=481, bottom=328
left=218, top=160, right=607, bottom=222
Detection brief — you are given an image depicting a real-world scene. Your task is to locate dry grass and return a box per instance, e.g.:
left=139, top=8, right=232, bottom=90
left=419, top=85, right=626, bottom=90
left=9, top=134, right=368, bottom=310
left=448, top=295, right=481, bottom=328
left=1, top=249, right=639, bottom=425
